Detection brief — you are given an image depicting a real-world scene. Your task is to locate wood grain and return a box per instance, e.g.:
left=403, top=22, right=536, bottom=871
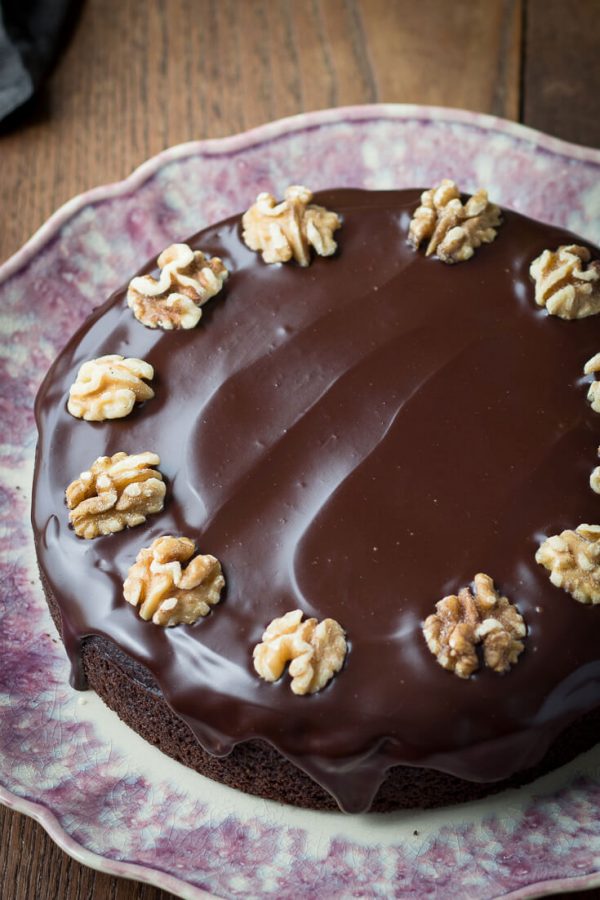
left=0, top=806, right=174, bottom=899
left=0, top=0, right=522, bottom=264
left=523, top=0, right=600, bottom=148
left=1, top=1, right=599, bottom=897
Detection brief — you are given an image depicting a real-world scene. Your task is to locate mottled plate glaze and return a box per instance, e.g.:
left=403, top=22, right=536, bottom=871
left=2, top=105, right=600, bottom=900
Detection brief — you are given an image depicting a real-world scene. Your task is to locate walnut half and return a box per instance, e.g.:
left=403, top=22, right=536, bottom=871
left=423, top=574, right=526, bottom=678
left=67, top=355, right=154, bottom=421
left=66, top=451, right=165, bottom=539
left=253, top=609, right=347, bottom=695
left=584, top=353, right=600, bottom=413
left=127, top=243, right=228, bottom=329
left=408, top=179, right=502, bottom=264
left=591, top=447, right=600, bottom=495
left=536, top=524, right=600, bottom=604
left=242, top=185, right=341, bottom=267
left=529, top=245, right=600, bottom=319
left=123, top=535, right=225, bottom=626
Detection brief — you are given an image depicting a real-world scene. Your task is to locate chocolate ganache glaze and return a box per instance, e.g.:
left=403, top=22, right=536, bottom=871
left=33, top=189, right=600, bottom=813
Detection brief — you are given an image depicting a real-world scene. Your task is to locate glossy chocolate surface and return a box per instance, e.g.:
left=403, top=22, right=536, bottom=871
left=33, top=189, right=600, bottom=813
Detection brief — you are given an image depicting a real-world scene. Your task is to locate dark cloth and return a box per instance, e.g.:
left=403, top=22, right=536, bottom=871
left=0, top=0, right=79, bottom=122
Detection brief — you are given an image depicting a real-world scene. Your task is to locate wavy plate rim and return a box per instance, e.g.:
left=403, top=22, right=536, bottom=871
left=2, top=102, right=600, bottom=284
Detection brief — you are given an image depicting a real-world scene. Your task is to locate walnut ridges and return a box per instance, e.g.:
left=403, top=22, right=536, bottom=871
left=65, top=451, right=165, bottom=539
left=423, top=574, right=526, bottom=678
left=529, top=245, right=600, bottom=319
left=127, top=243, right=228, bottom=329
left=253, top=610, right=347, bottom=695
left=408, top=179, right=502, bottom=263
left=67, top=355, right=154, bottom=421
left=536, top=525, right=600, bottom=604
left=123, top=535, right=225, bottom=626
left=242, top=185, right=341, bottom=266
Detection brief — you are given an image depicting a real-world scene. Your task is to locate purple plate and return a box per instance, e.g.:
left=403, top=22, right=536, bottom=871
left=2, top=104, right=600, bottom=900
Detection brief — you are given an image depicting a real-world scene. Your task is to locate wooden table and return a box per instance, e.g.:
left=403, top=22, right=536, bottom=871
left=1, top=1, right=599, bottom=897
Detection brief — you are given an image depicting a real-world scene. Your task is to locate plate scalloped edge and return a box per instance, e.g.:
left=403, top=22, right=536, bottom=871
left=2, top=103, right=600, bottom=900
left=2, top=102, right=600, bottom=282
left=0, top=785, right=215, bottom=900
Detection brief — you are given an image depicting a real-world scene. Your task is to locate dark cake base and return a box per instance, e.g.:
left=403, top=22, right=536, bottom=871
left=42, top=573, right=600, bottom=812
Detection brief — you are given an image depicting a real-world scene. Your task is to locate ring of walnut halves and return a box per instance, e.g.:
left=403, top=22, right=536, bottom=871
left=423, top=574, right=526, bottom=678
left=62, top=185, right=599, bottom=697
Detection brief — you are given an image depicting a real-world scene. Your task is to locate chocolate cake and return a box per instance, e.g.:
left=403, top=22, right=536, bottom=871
left=32, top=186, right=600, bottom=813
